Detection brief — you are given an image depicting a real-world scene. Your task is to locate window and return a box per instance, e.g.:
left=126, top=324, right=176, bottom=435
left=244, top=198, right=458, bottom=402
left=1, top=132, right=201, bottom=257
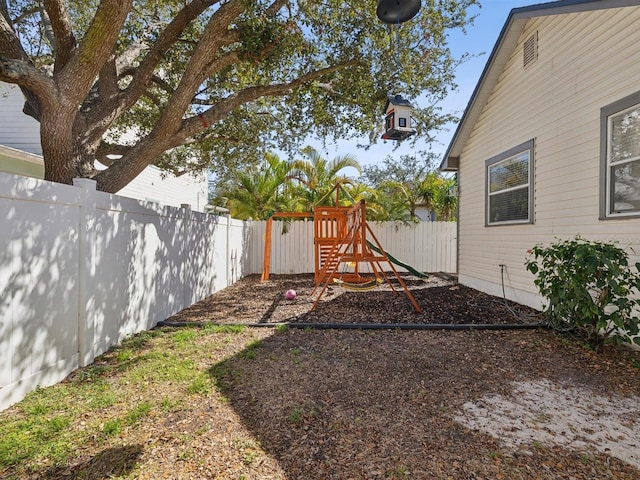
left=398, top=117, right=407, bottom=128
left=385, top=112, right=395, bottom=131
left=601, top=92, right=640, bottom=218
left=486, top=140, right=534, bottom=226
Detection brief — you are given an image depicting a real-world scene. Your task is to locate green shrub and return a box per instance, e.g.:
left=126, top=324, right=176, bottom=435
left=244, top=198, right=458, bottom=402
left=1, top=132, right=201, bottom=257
left=525, top=236, right=640, bottom=348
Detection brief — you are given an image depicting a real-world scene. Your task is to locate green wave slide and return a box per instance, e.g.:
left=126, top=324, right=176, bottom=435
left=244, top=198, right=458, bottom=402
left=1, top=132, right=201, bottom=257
left=366, top=241, right=429, bottom=279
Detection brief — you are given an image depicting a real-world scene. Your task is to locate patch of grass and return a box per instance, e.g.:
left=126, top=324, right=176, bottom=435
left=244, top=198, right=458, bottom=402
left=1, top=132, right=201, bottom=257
left=232, top=437, right=261, bottom=466
left=172, top=328, right=198, bottom=345
left=288, top=404, right=321, bottom=425
left=102, top=418, right=122, bottom=437
left=188, top=373, right=212, bottom=395
left=121, top=330, right=161, bottom=350
left=116, top=349, right=133, bottom=362
left=243, top=450, right=259, bottom=465
left=385, top=465, right=410, bottom=478
left=0, top=324, right=262, bottom=476
left=632, top=358, right=640, bottom=369
left=239, top=339, right=263, bottom=360
left=202, top=323, right=246, bottom=334
left=127, top=401, right=152, bottom=424
left=86, top=389, right=117, bottom=410
left=160, top=396, right=180, bottom=412
left=72, top=363, right=111, bottom=383
left=289, top=407, right=303, bottom=424
left=275, top=323, right=289, bottom=332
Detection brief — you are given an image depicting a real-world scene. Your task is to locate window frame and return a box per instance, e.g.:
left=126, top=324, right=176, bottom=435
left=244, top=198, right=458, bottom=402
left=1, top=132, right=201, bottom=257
left=600, top=91, right=640, bottom=220
left=485, top=139, right=535, bottom=227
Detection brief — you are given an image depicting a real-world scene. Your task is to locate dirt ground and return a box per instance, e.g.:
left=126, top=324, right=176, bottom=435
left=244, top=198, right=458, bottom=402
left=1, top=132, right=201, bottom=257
left=155, top=273, right=640, bottom=479
left=10, top=273, right=640, bottom=479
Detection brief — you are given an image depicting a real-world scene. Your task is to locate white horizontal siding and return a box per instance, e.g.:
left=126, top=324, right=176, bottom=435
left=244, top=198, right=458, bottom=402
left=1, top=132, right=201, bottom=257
left=0, top=83, right=42, bottom=155
left=116, top=166, right=209, bottom=212
left=458, top=7, right=640, bottom=307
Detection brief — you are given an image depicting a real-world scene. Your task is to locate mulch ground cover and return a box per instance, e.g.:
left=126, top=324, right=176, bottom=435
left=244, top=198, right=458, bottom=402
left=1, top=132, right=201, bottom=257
left=166, top=273, right=542, bottom=326
left=3, top=273, right=640, bottom=479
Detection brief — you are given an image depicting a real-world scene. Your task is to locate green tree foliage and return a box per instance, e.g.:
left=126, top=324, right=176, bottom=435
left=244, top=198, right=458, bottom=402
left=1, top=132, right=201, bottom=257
left=430, top=174, right=457, bottom=221
left=362, top=153, right=456, bottom=221
left=217, top=146, right=360, bottom=218
left=526, top=237, right=640, bottom=349
left=216, top=152, right=294, bottom=220
left=288, top=146, right=361, bottom=209
left=0, top=0, right=477, bottom=192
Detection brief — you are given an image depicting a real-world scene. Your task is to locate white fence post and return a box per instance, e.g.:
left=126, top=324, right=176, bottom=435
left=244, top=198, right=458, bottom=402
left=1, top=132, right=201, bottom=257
left=181, top=203, right=192, bottom=309
left=73, top=178, right=97, bottom=367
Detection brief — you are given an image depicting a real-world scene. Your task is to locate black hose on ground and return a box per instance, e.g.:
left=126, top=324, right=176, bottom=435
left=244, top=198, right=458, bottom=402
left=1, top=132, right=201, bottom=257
left=157, top=320, right=546, bottom=331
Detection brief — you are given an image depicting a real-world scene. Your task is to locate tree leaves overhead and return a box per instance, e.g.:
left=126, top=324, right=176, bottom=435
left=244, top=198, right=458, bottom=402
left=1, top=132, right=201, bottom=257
left=0, top=0, right=478, bottom=192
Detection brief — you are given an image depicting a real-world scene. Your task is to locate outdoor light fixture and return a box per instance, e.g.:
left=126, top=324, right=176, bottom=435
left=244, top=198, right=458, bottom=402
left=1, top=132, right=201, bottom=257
left=376, top=0, right=421, bottom=24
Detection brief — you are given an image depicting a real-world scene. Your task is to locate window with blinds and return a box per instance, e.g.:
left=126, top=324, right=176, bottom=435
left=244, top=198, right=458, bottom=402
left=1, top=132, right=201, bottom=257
left=486, top=140, right=535, bottom=226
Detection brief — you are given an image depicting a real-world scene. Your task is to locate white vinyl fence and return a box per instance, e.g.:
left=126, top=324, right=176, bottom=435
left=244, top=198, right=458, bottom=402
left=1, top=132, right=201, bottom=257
left=0, top=173, right=251, bottom=410
left=1, top=172, right=457, bottom=410
left=250, top=219, right=457, bottom=276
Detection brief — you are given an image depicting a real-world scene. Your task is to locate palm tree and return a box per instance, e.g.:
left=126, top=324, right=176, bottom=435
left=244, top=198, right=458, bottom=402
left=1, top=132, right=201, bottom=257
left=221, top=152, right=295, bottom=220
left=289, top=146, right=362, bottom=209
left=418, top=171, right=443, bottom=220
left=435, top=176, right=458, bottom=221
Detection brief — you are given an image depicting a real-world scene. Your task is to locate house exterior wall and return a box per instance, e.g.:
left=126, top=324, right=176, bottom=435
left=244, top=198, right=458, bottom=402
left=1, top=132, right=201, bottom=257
left=457, top=7, right=640, bottom=309
left=0, top=82, right=209, bottom=212
left=116, top=166, right=208, bottom=212
left=0, top=83, right=42, bottom=155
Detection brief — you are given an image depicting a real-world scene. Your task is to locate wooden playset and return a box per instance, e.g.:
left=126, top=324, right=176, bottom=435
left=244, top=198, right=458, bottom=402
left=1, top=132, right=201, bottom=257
left=261, top=184, right=423, bottom=313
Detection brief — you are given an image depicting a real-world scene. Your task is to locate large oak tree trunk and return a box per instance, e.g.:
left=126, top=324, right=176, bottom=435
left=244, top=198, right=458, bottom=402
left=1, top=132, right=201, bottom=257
left=40, top=107, right=97, bottom=184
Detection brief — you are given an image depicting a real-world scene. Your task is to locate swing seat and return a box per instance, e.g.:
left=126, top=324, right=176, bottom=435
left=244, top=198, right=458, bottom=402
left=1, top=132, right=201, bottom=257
left=333, top=277, right=383, bottom=291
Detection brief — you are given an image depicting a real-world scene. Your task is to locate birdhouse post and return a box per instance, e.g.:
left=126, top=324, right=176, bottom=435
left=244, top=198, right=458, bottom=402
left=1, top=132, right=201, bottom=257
left=382, top=94, right=416, bottom=141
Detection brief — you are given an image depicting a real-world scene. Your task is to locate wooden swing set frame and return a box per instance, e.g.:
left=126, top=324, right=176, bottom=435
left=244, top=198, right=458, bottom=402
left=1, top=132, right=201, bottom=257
left=261, top=184, right=422, bottom=313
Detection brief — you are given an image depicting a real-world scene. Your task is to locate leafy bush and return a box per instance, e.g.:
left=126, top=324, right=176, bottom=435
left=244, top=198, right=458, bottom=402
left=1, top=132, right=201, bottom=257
left=525, top=236, right=640, bottom=348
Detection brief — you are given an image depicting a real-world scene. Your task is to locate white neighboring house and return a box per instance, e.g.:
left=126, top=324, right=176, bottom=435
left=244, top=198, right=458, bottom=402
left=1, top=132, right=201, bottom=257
left=0, top=82, right=209, bottom=211
left=440, top=0, right=640, bottom=309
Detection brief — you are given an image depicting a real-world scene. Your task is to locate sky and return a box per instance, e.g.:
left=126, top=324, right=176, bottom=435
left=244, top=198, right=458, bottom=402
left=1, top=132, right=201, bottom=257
left=312, top=0, right=536, bottom=173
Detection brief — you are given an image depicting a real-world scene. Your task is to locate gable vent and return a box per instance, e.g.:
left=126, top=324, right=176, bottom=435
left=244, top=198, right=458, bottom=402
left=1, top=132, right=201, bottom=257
left=523, top=32, right=538, bottom=68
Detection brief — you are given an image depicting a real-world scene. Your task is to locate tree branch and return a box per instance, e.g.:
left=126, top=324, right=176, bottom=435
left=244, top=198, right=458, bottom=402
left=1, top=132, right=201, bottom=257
left=155, top=0, right=246, bottom=129
left=0, top=7, right=29, bottom=61
left=177, top=60, right=361, bottom=141
left=95, top=141, right=134, bottom=166
left=0, top=56, right=57, bottom=105
left=116, top=0, right=222, bottom=116
left=56, top=0, right=132, bottom=105
left=43, top=0, right=76, bottom=73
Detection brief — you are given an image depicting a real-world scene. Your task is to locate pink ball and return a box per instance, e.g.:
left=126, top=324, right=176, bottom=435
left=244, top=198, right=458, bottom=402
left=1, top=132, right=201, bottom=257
left=285, top=289, right=297, bottom=300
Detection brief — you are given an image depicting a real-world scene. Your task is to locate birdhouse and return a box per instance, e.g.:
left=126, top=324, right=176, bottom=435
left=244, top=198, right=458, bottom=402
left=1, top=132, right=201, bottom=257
left=382, top=94, right=416, bottom=141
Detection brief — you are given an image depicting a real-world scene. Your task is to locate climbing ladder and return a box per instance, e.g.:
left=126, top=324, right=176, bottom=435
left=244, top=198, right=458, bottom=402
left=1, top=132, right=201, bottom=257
left=310, top=199, right=422, bottom=313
